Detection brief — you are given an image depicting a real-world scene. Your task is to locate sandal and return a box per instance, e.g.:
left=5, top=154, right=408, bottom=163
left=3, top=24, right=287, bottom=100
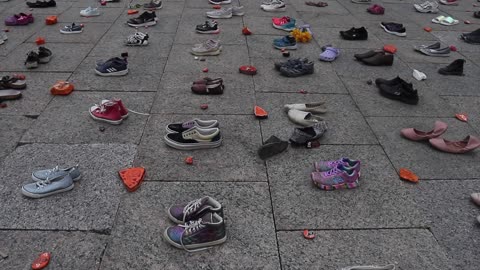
left=319, top=47, right=340, bottom=62
left=0, top=76, right=26, bottom=90
left=432, top=16, right=459, bottom=26
left=305, top=1, right=328, bottom=7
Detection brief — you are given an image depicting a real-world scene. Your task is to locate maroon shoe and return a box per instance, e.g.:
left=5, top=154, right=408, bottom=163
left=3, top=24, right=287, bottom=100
left=401, top=121, right=447, bottom=141
left=89, top=101, right=123, bottom=125
left=429, top=135, right=480, bottom=154
left=367, top=4, right=385, bottom=15
left=192, top=77, right=223, bottom=85
left=191, top=83, right=224, bottom=95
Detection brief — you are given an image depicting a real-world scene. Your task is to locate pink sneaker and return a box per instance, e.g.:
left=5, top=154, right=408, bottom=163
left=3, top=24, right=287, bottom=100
left=272, top=16, right=291, bottom=26
left=89, top=100, right=123, bottom=125
left=311, top=164, right=360, bottom=190
left=314, top=157, right=361, bottom=176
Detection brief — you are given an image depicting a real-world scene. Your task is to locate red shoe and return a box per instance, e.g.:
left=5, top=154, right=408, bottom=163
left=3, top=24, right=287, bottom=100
left=239, top=65, right=257, bottom=75
left=89, top=100, right=123, bottom=125
left=91, top=98, right=129, bottom=119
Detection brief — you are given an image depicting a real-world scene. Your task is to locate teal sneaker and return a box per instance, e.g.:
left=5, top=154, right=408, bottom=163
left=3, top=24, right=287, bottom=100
left=22, top=174, right=74, bottom=199
left=32, top=166, right=81, bottom=182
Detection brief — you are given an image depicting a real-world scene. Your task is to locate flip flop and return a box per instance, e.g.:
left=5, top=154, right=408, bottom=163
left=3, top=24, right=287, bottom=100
left=319, top=47, right=340, bottom=62
left=0, top=89, right=22, bottom=100
left=258, top=135, right=289, bottom=160
left=440, top=16, right=459, bottom=26
left=305, top=1, right=328, bottom=7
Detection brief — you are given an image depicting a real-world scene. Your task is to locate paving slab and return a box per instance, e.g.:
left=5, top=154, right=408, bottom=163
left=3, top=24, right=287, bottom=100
left=367, top=116, right=480, bottom=179
left=0, top=231, right=107, bottom=270
left=26, top=23, right=111, bottom=44
left=277, top=229, right=453, bottom=270
left=20, top=91, right=154, bottom=144
left=432, top=30, right=479, bottom=52
left=291, top=0, right=349, bottom=13
left=159, top=71, right=254, bottom=90
left=232, top=1, right=302, bottom=18
left=442, top=96, right=480, bottom=133
left=100, top=182, right=281, bottom=270
left=256, top=92, right=377, bottom=144
left=2, top=0, right=73, bottom=15
left=299, top=13, right=364, bottom=28
left=0, top=143, right=136, bottom=231
left=135, top=114, right=267, bottom=182
left=0, top=115, right=33, bottom=164
left=179, top=7, right=245, bottom=26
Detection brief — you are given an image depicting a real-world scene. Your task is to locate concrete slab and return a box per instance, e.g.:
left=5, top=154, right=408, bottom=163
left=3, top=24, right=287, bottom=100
left=26, top=23, right=111, bottom=44
left=0, top=115, right=33, bottom=164
left=432, top=31, right=480, bottom=53
left=442, top=96, right=480, bottom=133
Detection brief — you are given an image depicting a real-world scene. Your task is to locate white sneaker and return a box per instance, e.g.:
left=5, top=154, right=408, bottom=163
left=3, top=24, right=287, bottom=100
left=125, top=31, right=149, bottom=46
left=261, top=0, right=286, bottom=12
left=80, top=6, right=100, bottom=17
left=206, top=8, right=233, bottom=19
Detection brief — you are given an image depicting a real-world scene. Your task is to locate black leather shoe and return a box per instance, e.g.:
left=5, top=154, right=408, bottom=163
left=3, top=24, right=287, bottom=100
left=360, top=53, right=394, bottom=66
left=438, top=59, right=465, bottom=76
left=378, top=81, right=419, bottom=105
left=340, top=27, right=368, bottom=40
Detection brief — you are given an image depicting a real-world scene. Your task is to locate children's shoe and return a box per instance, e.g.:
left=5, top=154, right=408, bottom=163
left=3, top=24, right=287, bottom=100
left=272, top=16, right=296, bottom=31
left=127, top=11, right=157, bottom=27
left=232, top=6, right=245, bottom=16
left=206, top=7, right=233, bottom=19
left=196, top=20, right=220, bottom=34
left=95, top=57, right=128, bottom=76
left=314, top=157, right=361, bottom=175
left=5, top=13, right=34, bottom=26
left=143, top=0, right=162, bottom=10
left=90, top=98, right=129, bottom=119
left=38, top=46, right=52, bottom=63
left=89, top=100, right=123, bottom=125
left=80, top=7, right=100, bottom=17
left=167, top=196, right=223, bottom=223
left=22, top=173, right=74, bottom=199
left=191, top=39, right=222, bottom=56
left=25, top=51, right=39, bottom=69
left=163, top=126, right=222, bottom=150
left=60, top=23, right=83, bottom=34
left=125, top=31, right=149, bottom=46
left=311, top=164, right=360, bottom=190
left=273, top=35, right=297, bottom=50
left=261, top=0, right=286, bottom=12
left=163, top=212, right=227, bottom=251
left=32, top=165, right=81, bottom=182
left=166, top=119, right=219, bottom=133
left=26, top=0, right=56, bottom=8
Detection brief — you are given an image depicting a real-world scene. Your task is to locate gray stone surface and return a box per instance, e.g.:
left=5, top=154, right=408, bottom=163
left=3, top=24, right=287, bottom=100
left=442, top=96, right=480, bottom=133
left=0, top=115, right=33, bottom=164
left=26, top=23, right=111, bottom=44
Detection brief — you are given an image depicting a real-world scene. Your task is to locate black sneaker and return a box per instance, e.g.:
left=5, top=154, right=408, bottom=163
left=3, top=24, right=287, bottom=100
left=38, top=47, right=52, bottom=64
left=377, top=79, right=419, bottom=105
left=340, top=27, right=368, bottom=40
left=167, top=196, right=223, bottom=224
left=95, top=56, right=129, bottom=77
left=26, top=0, right=56, bottom=8
left=274, top=58, right=308, bottom=70
left=127, top=11, right=157, bottom=27
left=461, top=28, right=480, bottom=45
left=196, top=20, right=220, bottom=34
left=279, top=59, right=314, bottom=77
left=25, top=51, right=39, bottom=69
left=164, top=126, right=223, bottom=150
left=438, top=59, right=465, bottom=76
left=380, top=22, right=406, bottom=37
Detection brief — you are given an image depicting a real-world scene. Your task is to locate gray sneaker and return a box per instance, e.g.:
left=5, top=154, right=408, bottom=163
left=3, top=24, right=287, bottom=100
left=413, top=42, right=440, bottom=51
left=232, top=6, right=245, bottom=16
left=280, top=60, right=314, bottom=77
left=22, top=174, right=74, bottom=199
left=32, top=166, right=81, bottom=182
left=414, top=1, right=439, bottom=13
left=206, top=8, right=232, bottom=19
left=274, top=58, right=308, bottom=71
left=191, top=39, right=222, bottom=56
left=143, top=0, right=162, bottom=10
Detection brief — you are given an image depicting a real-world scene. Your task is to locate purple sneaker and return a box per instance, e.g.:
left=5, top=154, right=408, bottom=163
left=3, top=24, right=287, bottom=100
left=163, top=212, right=227, bottom=251
left=311, top=164, right=360, bottom=190
left=314, top=157, right=360, bottom=174
left=167, top=196, right=223, bottom=224
left=5, top=13, right=34, bottom=26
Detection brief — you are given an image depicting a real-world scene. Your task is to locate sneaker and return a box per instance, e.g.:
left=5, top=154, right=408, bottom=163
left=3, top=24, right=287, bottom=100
left=143, top=0, right=162, bottom=10
left=273, top=35, right=297, bottom=50
left=232, top=6, right=245, bottom=16
left=37, top=46, right=52, bottom=64
left=191, top=82, right=224, bottom=94
left=196, top=20, right=220, bottom=34
left=163, top=212, right=227, bottom=251
left=209, top=0, right=231, bottom=4
left=60, top=23, right=84, bottom=34
left=95, top=57, right=128, bottom=76
left=413, top=41, right=441, bottom=51
left=90, top=98, right=129, bottom=119
left=274, top=58, right=308, bottom=70
left=191, top=39, right=222, bottom=56
left=163, top=126, right=222, bottom=150
left=25, top=51, right=39, bottom=69
left=461, top=29, right=480, bottom=44
left=272, top=16, right=296, bottom=31
left=439, top=0, right=458, bottom=5
left=32, top=166, right=81, bottom=182
left=166, top=119, right=219, bottom=133
left=206, top=8, right=233, bottom=19
left=22, top=173, right=74, bottom=199
left=261, top=0, right=286, bottom=12
left=311, top=164, right=360, bottom=190
left=351, top=0, right=371, bottom=3
left=127, top=11, right=157, bottom=27
left=438, top=59, right=465, bottom=76
left=125, top=31, right=149, bottom=46
left=280, top=59, right=314, bottom=77
left=339, top=27, right=368, bottom=40
left=5, top=13, right=34, bottom=26
left=419, top=46, right=450, bottom=57
left=26, top=0, right=56, bottom=8
left=80, top=7, right=100, bottom=17
left=380, top=22, right=406, bottom=37
left=89, top=100, right=123, bottom=125
left=167, top=196, right=223, bottom=223
left=377, top=79, right=419, bottom=105
left=414, top=1, right=439, bottom=13
left=314, top=157, right=361, bottom=175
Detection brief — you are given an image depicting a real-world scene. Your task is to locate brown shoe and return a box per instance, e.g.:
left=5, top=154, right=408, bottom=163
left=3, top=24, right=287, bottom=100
left=193, top=77, right=223, bottom=85
left=191, top=83, right=224, bottom=95
left=429, top=135, right=480, bottom=154
left=360, top=53, right=394, bottom=66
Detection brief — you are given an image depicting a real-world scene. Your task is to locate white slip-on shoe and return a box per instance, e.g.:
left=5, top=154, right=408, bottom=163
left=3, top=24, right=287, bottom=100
left=287, top=109, right=324, bottom=126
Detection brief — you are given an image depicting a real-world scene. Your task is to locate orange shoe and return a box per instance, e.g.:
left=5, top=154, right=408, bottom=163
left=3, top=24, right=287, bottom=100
left=50, top=81, right=74, bottom=95
left=119, top=167, right=146, bottom=192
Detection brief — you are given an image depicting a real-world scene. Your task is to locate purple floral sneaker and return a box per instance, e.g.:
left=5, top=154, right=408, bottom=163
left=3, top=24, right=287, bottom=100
left=314, top=157, right=361, bottom=174
left=167, top=196, right=223, bottom=224
left=311, top=164, right=360, bottom=190
left=163, top=212, right=227, bottom=252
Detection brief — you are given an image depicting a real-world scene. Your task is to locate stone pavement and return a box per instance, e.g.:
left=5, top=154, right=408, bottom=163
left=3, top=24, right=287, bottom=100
left=0, top=0, right=479, bottom=269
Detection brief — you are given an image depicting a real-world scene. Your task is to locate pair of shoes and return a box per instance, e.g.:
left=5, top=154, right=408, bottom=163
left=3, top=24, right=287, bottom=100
left=22, top=166, right=81, bottom=199
left=272, top=16, right=296, bottom=31
left=60, top=23, right=84, bottom=34
left=355, top=50, right=394, bottom=66
left=191, top=39, right=221, bottom=56
left=164, top=119, right=222, bottom=150
left=125, top=31, right=149, bottom=46
left=311, top=158, right=361, bottom=190
left=89, top=98, right=129, bottom=125
left=284, top=102, right=326, bottom=126
left=261, top=0, right=286, bottom=12
left=25, top=47, right=52, bottom=69
left=164, top=196, right=226, bottom=251
left=80, top=6, right=100, bottom=17
left=319, top=45, right=340, bottom=62
left=340, top=27, right=368, bottom=40
left=438, top=59, right=465, bottom=76
left=401, top=121, right=480, bottom=153
left=196, top=20, right=220, bottom=34
left=460, top=28, right=480, bottom=44
left=95, top=54, right=128, bottom=76
left=375, top=76, right=419, bottom=105
left=274, top=58, right=314, bottom=77
left=439, top=0, right=458, bottom=5
left=380, top=22, right=406, bottom=37
left=414, top=42, right=450, bottom=57
left=206, top=6, right=244, bottom=18
left=258, top=135, right=289, bottom=160
left=143, top=0, right=162, bottom=10
left=128, top=11, right=157, bottom=27
left=289, top=121, right=328, bottom=146
left=191, top=77, right=224, bottom=94
left=367, top=4, right=385, bottom=15
left=414, top=1, right=439, bottom=13
left=273, top=35, right=297, bottom=50
left=26, top=0, right=55, bottom=8
left=0, top=75, right=26, bottom=90
left=5, top=13, right=34, bottom=26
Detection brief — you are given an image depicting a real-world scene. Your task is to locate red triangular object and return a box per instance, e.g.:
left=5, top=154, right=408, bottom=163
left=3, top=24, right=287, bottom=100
left=455, top=113, right=468, bottom=122
left=118, top=167, right=145, bottom=192
left=254, top=105, right=268, bottom=119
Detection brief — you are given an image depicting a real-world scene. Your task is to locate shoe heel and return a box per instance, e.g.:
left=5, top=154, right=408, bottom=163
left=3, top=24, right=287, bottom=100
left=346, top=179, right=359, bottom=189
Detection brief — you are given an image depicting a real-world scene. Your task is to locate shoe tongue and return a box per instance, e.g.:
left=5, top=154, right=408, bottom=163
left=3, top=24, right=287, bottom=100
left=182, top=121, right=195, bottom=129
left=200, top=212, right=213, bottom=223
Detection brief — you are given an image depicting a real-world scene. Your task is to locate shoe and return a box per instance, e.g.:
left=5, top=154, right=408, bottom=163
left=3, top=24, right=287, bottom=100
left=287, top=109, right=323, bottom=126
left=26, top=0, right=55, bottom=8
left=340, top=27, right=368, bottom=40
left=412, top=69, right=427, bottom=81
left=196, top=20, right=220, bottom=34
left=461, top=29, right=480, bottom=44
left=25, top=51, right=39, bottom=69
left=89, top=100, right=123, bottom=125
left=439, top=0, right=458, bottom=5
left=163, top=212, right=227, bottom=251
left=367, top=4, right=385, bottom=15
left=419, top=46, right=450, bottom=57
left=272, top=16, right=296, bottom=31
left=143, top=0, right=162, bottom=10
left=32, top=166, right=81, bottom=182
left=191, top=82, right=224, bottom=95
left=261, top=0, right=286, bottom=12
left=414, top=1, right=439, bottom=13
left=380, top=22, right=406, bottom=37
left=22, top=173, right=74, bottom=199
left=314, top=157, right=361, bottom=174
left=166, top=119, right=219, bottom=133
left=206, top=8, right=233, bottom=19
left=413, top=41, right=441, bottom=52
left=258, top=135, right=289, bottom=160
left=273, top=35, right=297, bottom=50
left=289, top=121, right=328, bottom=145
left=360, top=52, right=393, bottom=66
left=232, top=6, right=245, bottom=16
left=164, top=126, right=222, bottom=150
left=377, top=80, right=419, bottom=105
left=432, top=15, right=459, bottom=26
left=274, top=58, right=308, bottom=70
left=5, top=13, right=34, bottom=26
left=60, top=23, right=83, bottom=34
left=192, top=77, right=223, bottom=85
left=125, top=31, right=149, bottom=46
left=38, top=46, right=52, bottom=63
left=80, top=7, right=100, bottom=17
left=401, top=121, right=448, bottom=141
left=284, top=102, right=326, bottom=114
left=429, top=135, right=480, bottom=153
left=311, top=164, right=360, bottom=190
left=375, top=76, right=406, bottom=86
left=95, top=57, right=128, bottom=76
left=471, top=193, right=480, bottom=206
left=280, top=60, right=314, bottom=77
left=209, top=0, right=231, bottom=4
left=167, top=196, right=223, bottom=223
left=0, top=90, right=22, bottom=101
left=474, top=11, right=480, bottom=19
left=127, top=11, right=157, bottom=27
left=90, top=98, right=129, bottom=119
left=354, top=50, right=381, bottom=60
left=351, top=0, right=371, bottom=3
left=0, top=75, right=26, bottom=90
left=341, top=264, right=395, bottom=270
left=438, top=59, right=465, bottom=76
left=191, top=39, right=221, bottom=56
left=319, top=46, right=340, bottom=62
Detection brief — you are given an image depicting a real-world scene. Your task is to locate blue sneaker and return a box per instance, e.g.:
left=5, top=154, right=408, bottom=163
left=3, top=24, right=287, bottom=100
left=273, top=35, right=297, bottom=50
left=32, top=165, right=82, bottom=182
left=95, top=57, right=128, bottom=77
left=22, top=174, right=74, bottom=198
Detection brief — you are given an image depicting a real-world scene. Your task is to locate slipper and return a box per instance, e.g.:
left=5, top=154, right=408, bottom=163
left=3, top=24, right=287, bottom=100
left=305, top=1, right=328, bottom=7
left=432, top=16, right=459, bottom=26
left=287, top=109, right=323, bottom=126
left=289, top=121, right=328, bottom=145
left=431, top=15, right=446, bottom=24
left=284, top=102, right=326, bottom=114
left=319, top=47, right=339, bottom=62
left=258, top=135, right=289, bottom=160
left=0, top=76, right=26, bottom=89
left=0, top=89, right=22, bottom=100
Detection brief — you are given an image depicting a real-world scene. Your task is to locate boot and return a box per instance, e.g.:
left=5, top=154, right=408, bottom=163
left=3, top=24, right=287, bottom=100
left=438, top=59, right=465, bottom=76
left=89, top=101, right=123, bottom=125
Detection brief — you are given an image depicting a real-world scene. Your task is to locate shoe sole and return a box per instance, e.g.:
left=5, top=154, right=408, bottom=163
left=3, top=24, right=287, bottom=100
left=379, top=90, right=419, bottom=105
left=206, top=14, right=233, bottom=19
left=195, top=29, right=220, bottom=34
left=89, top=110, right=123, bottom=125
left=312, top=177, right=360, bottom=190
left=380, top=23, right=406, bottom=37
left=163, top=228, right=227, bottom=250
left=272, top=23, right=295, bottom=32
left=190, top=49, right=221, bottom=56
left=262, top=7, right=287, bottom=12
left=126, top=40, right=149, bottom=46
left=21, top=184, right=74, bottom=199
left=32, top=174, right=82, bottom=182
left=274, top=44, right=297, bottom=50
left=94, top=68, right=129, bottom=77
left=60, top=30, right=83, bottom=34
left=163, top=135, right=222, bottom=150
left=209, top=0, right=231, bottom=4
left=420, top=52, right=450, bottom=57
left=127, top=21, right=157, bottom=27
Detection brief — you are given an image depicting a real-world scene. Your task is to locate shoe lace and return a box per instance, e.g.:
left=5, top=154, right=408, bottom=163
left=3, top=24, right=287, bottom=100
left=279, top=16, right=290, bottom=24
left=35, top=166, right=62, bottom=189
left=324, top=166, right=341, bottom=177
left=183, top=198, right=203, bottom=220
left=179, top=219, right=208, bottom=252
